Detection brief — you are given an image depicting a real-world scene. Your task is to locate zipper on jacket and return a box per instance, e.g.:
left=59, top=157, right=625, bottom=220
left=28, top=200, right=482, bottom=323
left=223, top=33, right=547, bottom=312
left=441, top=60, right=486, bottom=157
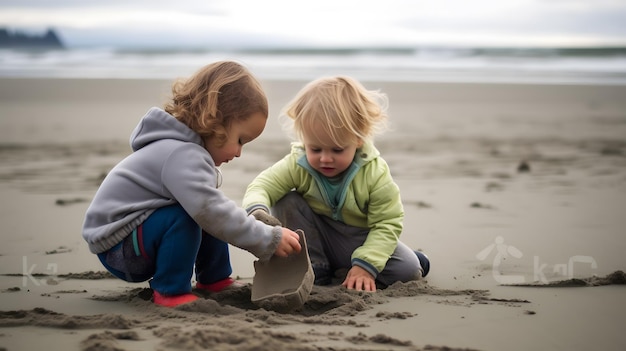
left=297, top=154, right=361, bottom=222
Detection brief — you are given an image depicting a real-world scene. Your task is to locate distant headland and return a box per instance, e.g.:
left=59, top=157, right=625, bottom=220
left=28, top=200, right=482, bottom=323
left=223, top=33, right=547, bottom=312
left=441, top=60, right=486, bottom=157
left=0, top=28, right=64, bottom=49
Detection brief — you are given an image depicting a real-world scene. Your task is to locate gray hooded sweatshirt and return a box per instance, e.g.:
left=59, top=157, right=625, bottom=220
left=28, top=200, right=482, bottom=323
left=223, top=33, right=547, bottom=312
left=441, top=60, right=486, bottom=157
left=82, top=107, right=281, bottom=261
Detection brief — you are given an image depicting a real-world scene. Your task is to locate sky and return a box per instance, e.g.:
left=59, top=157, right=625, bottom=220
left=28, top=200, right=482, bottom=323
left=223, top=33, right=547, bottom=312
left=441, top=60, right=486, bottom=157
left=1, top=0, right=626, bottom=48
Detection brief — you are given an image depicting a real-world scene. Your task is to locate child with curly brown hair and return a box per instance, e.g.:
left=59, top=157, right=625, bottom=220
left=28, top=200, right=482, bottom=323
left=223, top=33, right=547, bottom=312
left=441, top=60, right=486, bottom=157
left=82, top=61, right=302, bottom=307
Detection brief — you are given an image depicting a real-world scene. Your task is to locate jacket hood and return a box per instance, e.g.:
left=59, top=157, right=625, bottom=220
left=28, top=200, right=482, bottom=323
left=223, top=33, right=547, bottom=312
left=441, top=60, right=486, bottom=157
left=130, top=107, right=203, bottom=151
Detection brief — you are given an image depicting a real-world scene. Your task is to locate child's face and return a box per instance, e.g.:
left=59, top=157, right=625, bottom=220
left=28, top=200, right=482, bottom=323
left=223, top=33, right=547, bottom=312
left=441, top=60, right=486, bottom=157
left=204, top=111, right=266, bottom=166
left=303, top=126, right=361, bottom=178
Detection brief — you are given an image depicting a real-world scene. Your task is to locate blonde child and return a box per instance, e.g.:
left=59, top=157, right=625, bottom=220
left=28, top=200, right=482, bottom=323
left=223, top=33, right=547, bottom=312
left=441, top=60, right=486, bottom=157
left=82, top=61, right=301, bottom=307
left=243, top=76, right=429, bottom=292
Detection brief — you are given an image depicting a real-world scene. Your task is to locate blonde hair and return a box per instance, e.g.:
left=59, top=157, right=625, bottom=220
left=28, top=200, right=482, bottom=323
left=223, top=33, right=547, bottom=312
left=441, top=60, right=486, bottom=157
left=164, top=61, right=268, bottom=147
left=282, top=76, right=388, bottom=146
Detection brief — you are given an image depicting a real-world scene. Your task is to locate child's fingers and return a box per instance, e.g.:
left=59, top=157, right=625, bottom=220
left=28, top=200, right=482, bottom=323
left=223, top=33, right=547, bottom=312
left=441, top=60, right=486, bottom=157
left=290, top=231, right=302, bottom=253
left=275, top=230, right=302, bottom=257
left=342, top=267, right=376, bottom=292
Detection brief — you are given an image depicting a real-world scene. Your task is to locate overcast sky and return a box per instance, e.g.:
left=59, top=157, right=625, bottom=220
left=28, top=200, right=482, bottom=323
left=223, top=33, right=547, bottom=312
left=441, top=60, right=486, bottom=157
left=1, top=0, right=625, bottom=48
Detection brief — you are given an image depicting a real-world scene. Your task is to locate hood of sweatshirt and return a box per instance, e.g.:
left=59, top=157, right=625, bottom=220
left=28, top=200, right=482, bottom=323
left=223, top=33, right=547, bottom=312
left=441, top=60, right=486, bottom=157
left=130, top=107, right=203, bottom=152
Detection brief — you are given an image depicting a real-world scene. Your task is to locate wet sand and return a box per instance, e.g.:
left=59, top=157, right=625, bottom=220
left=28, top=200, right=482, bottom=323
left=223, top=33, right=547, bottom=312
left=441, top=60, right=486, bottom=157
left=1, top=78, right=625, bottom=350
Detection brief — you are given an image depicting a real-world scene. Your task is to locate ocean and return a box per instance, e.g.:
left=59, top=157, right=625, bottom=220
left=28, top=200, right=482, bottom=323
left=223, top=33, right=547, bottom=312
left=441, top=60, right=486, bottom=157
left=2, top=46, right=626, bottom=85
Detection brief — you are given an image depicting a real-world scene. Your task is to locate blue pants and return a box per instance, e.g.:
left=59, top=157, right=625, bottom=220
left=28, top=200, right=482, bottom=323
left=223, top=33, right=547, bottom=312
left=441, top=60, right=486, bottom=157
left=98, top=204, right=232, bottom=295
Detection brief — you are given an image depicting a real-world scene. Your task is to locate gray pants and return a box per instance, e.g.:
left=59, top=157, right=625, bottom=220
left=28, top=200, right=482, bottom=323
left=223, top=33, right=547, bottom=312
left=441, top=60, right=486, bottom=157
left=272, top=192, right=422, bottom=286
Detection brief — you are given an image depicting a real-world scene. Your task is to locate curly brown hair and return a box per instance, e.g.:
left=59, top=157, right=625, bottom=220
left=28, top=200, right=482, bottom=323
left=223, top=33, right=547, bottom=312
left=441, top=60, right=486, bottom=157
left=164, top=61, right=268, bottom=147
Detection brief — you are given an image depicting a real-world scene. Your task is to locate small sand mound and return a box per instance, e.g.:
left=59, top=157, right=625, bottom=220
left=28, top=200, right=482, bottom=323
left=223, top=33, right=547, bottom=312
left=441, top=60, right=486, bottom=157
left=504, top=270, right=626, bottom=287
left=0, top=307, right=135, bottom=329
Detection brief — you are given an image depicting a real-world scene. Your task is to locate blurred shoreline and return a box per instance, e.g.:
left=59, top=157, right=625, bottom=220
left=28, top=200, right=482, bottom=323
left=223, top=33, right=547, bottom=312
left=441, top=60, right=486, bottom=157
left=2, top=45, right=626, bottom=85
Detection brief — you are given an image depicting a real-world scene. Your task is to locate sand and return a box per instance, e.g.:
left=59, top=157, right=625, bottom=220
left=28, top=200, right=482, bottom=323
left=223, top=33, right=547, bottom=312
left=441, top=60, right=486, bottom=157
left=0, top=77, right=625, bottom=350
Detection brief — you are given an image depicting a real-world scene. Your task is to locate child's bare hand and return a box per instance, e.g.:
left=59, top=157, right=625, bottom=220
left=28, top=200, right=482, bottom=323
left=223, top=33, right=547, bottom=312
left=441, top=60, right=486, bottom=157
left=274, top=228, right=302, bottom=257
left=342, top=266, right=376, bottom=292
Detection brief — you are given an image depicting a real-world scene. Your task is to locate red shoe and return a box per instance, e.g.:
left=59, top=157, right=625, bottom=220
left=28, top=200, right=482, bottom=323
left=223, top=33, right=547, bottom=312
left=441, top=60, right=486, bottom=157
left=153, top=291, right=198, bottom=307
left=196, top=277, right=245, bottom=293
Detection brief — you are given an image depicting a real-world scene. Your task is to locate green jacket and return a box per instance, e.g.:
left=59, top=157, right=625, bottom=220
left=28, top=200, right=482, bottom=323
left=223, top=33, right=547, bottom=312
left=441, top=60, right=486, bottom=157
left=243, top=141, right=404, bottom=276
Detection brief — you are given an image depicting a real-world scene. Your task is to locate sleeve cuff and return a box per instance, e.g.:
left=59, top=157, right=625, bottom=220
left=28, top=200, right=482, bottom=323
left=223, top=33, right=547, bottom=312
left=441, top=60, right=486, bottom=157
left=246, top=204, right=270, bottom=215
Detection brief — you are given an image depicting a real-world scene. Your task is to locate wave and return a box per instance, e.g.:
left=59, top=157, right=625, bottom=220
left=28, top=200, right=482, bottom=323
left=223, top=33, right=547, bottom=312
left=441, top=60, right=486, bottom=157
left=110, top=45, right=626, bottom=58
left=1, top=45, right=626, bottom=84
left=114, top=46, right=417, bottom=56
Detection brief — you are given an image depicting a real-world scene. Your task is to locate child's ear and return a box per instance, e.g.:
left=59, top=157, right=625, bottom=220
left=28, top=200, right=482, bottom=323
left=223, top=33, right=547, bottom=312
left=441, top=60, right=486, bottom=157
left=356, top=139, right=364, bottom=148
